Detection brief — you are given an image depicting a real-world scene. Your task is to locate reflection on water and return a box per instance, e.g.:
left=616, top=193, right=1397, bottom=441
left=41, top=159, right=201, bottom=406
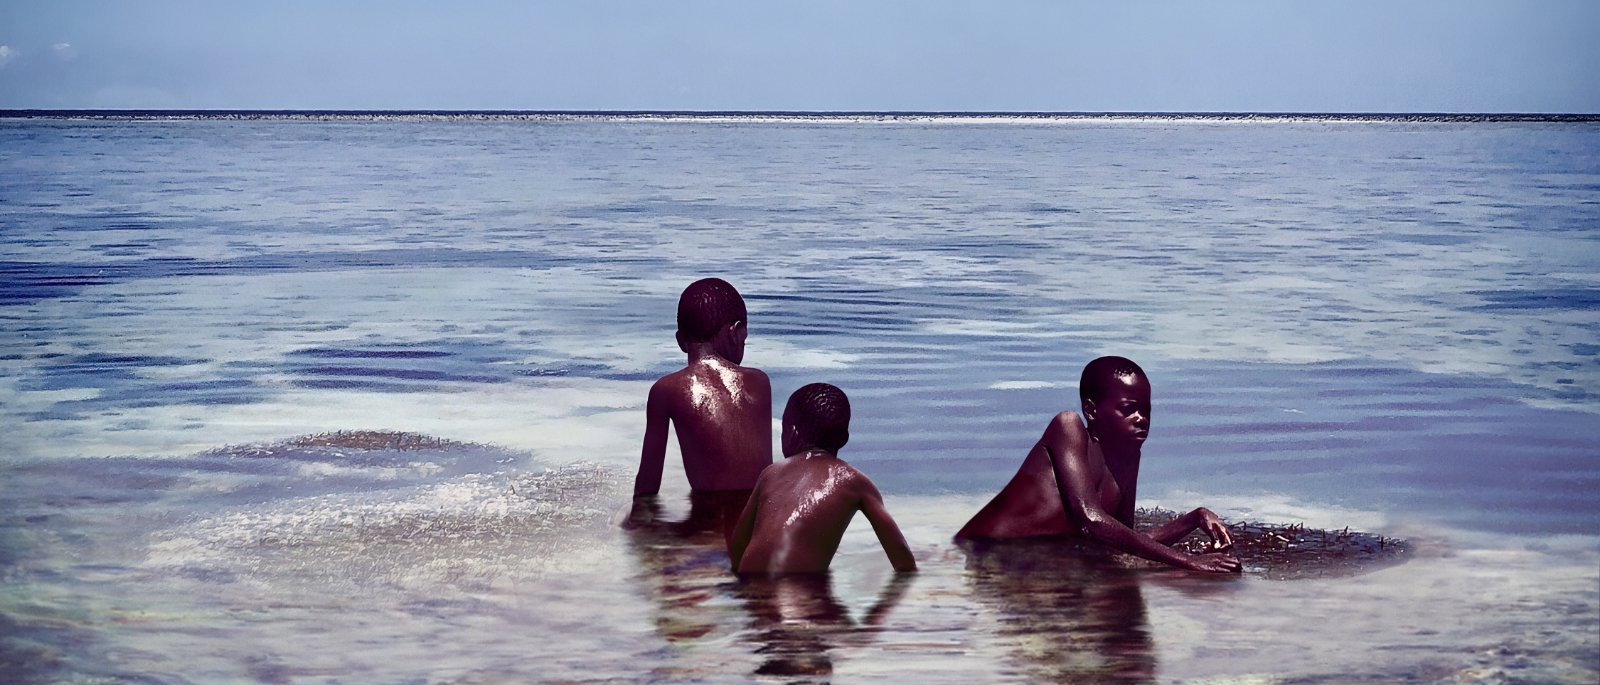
left=624, top=491, right=748, bottom=644
left=736, top=573, right=911, bottom=680
left=1, top=454, right=1594, bottom=684
left=961, top=539, right=1159, bottom=684
left=624, top=493, right=914, bottom=682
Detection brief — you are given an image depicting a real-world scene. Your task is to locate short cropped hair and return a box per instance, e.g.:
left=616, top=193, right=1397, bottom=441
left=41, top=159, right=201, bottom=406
left=677, top=278, right=748, bottom=342
left=1079, top=356, right=1146, bottom=404
left=787, top=383, right=851, bottom=453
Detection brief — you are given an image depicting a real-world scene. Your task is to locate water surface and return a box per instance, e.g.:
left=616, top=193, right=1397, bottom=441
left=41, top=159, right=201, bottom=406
left=2, top=117, right=1597, bottom=683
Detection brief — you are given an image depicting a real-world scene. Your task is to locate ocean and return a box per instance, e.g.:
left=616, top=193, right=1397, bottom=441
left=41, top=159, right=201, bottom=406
left=2, top=115, right=1597, bottom=683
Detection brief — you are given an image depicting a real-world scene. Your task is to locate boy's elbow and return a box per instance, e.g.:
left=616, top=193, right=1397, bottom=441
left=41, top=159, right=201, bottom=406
left=1080, top=514, right=1122, bottom=543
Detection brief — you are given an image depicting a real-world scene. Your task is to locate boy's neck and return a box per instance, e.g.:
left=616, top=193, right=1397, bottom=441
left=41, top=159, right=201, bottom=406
left=789, top=447, right=836, bottom=460
left=1100, top=443, right=1141, bottom=482
left=685, top=343, right=734, bottom=366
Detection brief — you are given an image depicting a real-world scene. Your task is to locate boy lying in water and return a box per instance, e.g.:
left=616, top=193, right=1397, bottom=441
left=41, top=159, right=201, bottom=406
left=957, top=356, right=1240, bottom=573
left=730, top=383, right=916, bottom=574
left=628, top=278, right=774, bottom=534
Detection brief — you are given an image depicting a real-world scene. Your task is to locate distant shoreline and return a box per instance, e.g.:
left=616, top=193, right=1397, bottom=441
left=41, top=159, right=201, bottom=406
left=2, top=110, right=1597, bottom=123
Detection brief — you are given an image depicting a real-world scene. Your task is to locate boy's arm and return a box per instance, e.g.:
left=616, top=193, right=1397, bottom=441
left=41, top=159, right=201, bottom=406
left=625, top=381, right=671, bottom=528
left=1042, top=413, right=1238, bottom=573
left=633, top=381, right=671, bottom=498
left=859, top=480, right=917, bottom=572
left=727, top=483, right=761, bottom=572
left=1147, top=507, right=1233, bottom=548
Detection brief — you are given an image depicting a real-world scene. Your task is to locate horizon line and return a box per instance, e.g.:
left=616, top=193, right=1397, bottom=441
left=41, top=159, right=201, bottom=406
left=2, top=109, right=1598, bottom=123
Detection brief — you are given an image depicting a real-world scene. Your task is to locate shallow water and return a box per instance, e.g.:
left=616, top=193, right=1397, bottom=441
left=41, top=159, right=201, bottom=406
left=2, top=117, right=1597, bottom=683
left=4, top=443, right=1594, bottom=684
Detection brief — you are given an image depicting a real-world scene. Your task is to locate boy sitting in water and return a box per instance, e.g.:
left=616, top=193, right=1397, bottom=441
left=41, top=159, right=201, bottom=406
left=730, top=383, right=916, bottom=574
left=629, top=278, right=774, bottom=528
left=957, top=356, right=1241, bottom=573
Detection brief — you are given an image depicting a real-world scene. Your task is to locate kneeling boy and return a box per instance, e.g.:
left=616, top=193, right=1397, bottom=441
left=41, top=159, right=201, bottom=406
left=730, top=384, right=916, bottom=574
left=956, top=356, right=1240, bottom=573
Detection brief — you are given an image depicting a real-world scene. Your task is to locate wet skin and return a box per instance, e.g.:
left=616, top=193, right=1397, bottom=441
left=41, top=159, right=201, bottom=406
left=956, top=373, right=1240, bottom=573
left=631, top=320, right=774, bottom=507
left=728, top=408, right=916, bottom=574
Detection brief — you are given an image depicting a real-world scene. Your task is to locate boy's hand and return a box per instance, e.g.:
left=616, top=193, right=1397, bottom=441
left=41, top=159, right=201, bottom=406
left=1184, top=552, right=1242, bottom=574
left=623, top=496, right=661, bottom=530
left=1192, top=507, right=1233, bottom=549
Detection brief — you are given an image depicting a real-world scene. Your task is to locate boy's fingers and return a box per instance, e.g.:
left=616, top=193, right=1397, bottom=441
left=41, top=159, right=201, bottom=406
left=1207, top=522, right=1233, bottom=547
left=1193, top=553, right=1240, bottom=574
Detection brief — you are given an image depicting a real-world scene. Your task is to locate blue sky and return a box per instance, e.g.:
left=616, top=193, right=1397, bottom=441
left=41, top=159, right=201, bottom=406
left=2, top=0, right=1596, bottom=112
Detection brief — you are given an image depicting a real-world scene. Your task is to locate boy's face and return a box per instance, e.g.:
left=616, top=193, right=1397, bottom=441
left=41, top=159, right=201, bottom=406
left=1085, top=373, right=1152, bottom=450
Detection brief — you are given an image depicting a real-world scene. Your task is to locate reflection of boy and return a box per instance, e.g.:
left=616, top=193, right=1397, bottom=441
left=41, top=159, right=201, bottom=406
left=956, top=357, right=1240, bottom=573
left=630, top=278, right=773, bottom=526
left=730, top=384, right=916, bottom=574
left=735, top=573, right=912, bottom=678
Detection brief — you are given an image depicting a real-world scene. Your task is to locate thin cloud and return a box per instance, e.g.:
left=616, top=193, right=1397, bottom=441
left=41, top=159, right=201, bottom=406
left=0, top=46, right=15, bottom=69
left=51, top=43, right=77, bottom=61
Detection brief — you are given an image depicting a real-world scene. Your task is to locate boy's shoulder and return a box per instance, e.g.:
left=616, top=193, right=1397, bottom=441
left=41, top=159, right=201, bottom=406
left=652, top=365, right=694, bottom=387
left=762, top=453, right=871, bottom=490
left=650, top=361, right=770, bottom=395
left=657, top=359, right=770, bottom=381
left=647, top=362, right=772, bottom=420
left=712, top=361, right=770, bottom=383
left=647, top=367, right=692, bottom=399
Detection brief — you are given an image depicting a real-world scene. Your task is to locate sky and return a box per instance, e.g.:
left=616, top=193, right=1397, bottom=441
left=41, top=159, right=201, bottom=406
left=1, top=0, right=1597, bottom=112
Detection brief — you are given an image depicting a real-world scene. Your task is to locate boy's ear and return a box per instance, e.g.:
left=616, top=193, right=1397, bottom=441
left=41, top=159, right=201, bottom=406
left=715, top=319, right=745, bottom=343
left=1081, top=398, right=1099, bottom=433
left=710, top=320, right=747, bottom=363
left=676, top=330, right=691, bottom=354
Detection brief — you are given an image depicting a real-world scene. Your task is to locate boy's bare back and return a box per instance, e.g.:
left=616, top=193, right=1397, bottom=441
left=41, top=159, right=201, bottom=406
left=645, top=358, right=772, bottom=491
left=730, top=384, right=915, bottom=575
left=634, top=279, right=774, bottom=499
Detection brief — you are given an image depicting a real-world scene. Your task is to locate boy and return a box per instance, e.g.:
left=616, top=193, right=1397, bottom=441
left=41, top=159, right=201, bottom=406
left=730, top=383, right=916, bottom=574
left=956, top=356, right=1240, bottom=573
left=630, top=278, right=774, bottom=528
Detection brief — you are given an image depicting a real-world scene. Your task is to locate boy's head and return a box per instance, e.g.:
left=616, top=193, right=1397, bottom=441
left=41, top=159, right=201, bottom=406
left=782, top=383, right=850, bottom=456
left=1079, top=356, right=1152, bottom=448
left=677, top=278, right=748, bottom=362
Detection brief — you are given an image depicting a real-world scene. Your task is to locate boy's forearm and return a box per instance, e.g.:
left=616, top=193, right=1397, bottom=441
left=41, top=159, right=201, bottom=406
left=632, top=467, right=662, bottom=496
left=864, top=501, right=917, bottom=572
left=886, top=542, right=917, bottom=572
left=727, top=490, right=759, bottom=571
left=635, top=419, right=668, bottom=495
left=1148, top=510, right=1200, bottom=546
left=1083, top=516, right=1197, bottom=569
left=878, top=528, right=917, bottom=572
